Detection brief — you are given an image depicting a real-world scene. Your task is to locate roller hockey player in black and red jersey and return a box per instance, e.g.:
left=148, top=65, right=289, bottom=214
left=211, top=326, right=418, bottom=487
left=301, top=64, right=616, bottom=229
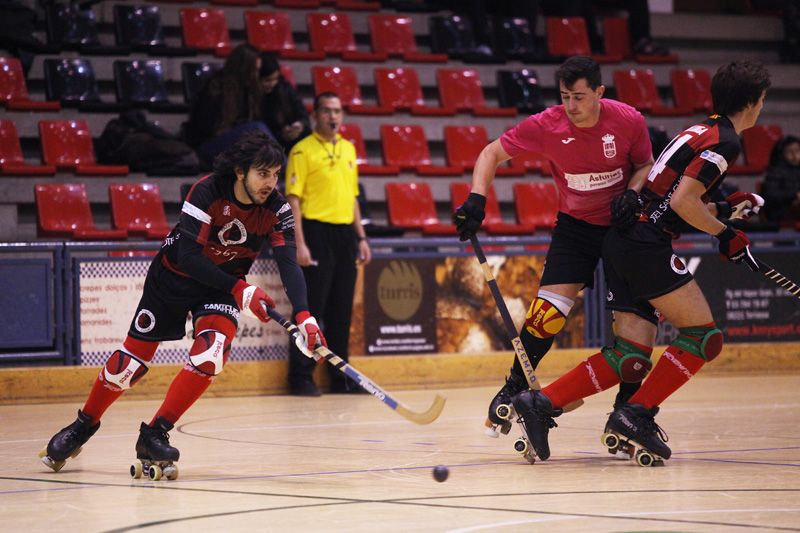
left=39, top=131, right=326, bottom=480
left=509, top=60, right=770, bottom=466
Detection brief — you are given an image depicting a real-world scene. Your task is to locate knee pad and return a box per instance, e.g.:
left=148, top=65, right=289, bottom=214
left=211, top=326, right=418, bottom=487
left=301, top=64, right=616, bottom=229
left=524, top=290, right=573, bottom=339
left=601, top=337, right=653, bottom=383
left=674, top=324, right=723, bottom=361
left=103, top=350, right=149, bottom=391
left=188, top=314, right=236, bottom=376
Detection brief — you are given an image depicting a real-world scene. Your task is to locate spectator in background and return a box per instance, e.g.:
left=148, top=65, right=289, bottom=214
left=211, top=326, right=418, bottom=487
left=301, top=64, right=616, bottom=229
left=259, top=53, right=311, bottom=154
left=185, top=44, right=272, bottom=169
left=285, top=92, right=372, bottom=396
left=761, top=135, right=800, bottom=223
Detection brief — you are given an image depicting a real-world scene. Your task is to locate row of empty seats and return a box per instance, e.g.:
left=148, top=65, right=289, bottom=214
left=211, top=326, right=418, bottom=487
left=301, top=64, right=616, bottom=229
left=0, top=117, right=783, bottom=178
left=32, top=181, right=558, bottom=241
left=45, top=5, right=677, bottom=65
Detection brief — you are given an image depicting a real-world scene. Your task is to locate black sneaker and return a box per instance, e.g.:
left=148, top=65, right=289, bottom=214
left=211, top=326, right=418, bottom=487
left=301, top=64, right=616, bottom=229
left=289, top=377, right=322, bottom=397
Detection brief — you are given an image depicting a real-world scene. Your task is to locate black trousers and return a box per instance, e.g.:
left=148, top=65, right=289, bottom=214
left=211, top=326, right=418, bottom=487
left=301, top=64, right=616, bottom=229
left=288, top=219, right=358, bottom=388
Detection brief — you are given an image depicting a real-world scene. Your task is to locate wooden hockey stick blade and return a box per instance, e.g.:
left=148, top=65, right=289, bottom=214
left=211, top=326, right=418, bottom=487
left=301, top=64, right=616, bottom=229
left=755, top=258, right=800, bottom=300
left=265, top=306, right=446, bottom=425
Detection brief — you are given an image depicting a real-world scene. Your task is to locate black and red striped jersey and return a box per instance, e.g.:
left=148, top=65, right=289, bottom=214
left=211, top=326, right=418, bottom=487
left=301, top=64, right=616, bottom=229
left=641, top=115, right=741, bottom=234
left=161, top=173, right=295, bottom=284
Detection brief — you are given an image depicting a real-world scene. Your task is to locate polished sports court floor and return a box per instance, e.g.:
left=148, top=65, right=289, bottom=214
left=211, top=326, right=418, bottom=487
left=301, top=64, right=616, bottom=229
left=2, top=373, right=799, bottom=532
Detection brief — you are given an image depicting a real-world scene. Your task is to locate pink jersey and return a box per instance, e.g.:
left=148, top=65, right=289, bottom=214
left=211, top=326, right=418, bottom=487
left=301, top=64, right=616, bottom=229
left=500, top=99, right=652, bottom=226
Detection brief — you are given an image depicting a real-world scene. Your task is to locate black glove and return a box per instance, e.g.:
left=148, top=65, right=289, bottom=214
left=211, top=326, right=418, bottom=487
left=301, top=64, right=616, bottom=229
left=453, top=192, right=486, bottom=242
left=716, top=224, right=758, bottom=271
left=610, top=189, right=643, bottom=229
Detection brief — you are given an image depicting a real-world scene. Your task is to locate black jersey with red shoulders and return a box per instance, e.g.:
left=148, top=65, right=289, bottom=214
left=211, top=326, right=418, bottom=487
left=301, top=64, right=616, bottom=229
left=156, top=173, right=307, bottom=314
left=641, top=115, right=741, bottom=234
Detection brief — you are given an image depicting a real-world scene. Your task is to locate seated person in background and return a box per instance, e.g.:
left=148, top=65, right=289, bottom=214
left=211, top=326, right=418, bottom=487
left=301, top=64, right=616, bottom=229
left=761, top=134, right=800, bottom=224
left=185, top=44, right=272, bottom=169
left=259, top=53, right=311, bottom=153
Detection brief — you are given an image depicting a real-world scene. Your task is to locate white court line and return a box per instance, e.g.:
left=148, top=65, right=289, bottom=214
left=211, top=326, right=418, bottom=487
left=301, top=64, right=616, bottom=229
left=447, top=507, right=800, bottom=533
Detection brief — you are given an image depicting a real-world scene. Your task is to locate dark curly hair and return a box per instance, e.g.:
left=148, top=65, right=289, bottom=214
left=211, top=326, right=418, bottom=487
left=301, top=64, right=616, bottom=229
left=711, top=60, right=771, bottom=116
left=212, top=130, right=284, bottom=179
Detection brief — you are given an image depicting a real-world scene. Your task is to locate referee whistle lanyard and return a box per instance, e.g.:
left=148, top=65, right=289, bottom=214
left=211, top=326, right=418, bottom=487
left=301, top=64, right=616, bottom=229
left=315, top=136, right=341, bottom=168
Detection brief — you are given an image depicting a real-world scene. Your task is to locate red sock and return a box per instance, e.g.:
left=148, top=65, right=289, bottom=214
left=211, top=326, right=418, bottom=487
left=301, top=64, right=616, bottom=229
left=542, top=353, right=620, bottom=408
left=628, top=346, right=705, bottom=409
left=151, top=365, right=213, bottom=425
left=82, top=338, right=157, bottom=423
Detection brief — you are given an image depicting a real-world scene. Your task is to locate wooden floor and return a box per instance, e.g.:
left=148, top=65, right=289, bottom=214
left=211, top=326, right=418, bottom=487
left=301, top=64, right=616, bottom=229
left=2, top=373, right=799, bottom=532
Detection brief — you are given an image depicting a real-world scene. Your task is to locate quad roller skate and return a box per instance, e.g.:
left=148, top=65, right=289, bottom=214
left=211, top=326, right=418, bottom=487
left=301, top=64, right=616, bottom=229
left=510, top=389, right=562, bottom=464
left=131, top=417, right=180, bottom=481
left=39, top=410, right=100, bottom=472
left=602, top=403, right=670, bottom=467
left=484, top=371, right=527, bottom=438
left=604, top=388, right=637, bottom=460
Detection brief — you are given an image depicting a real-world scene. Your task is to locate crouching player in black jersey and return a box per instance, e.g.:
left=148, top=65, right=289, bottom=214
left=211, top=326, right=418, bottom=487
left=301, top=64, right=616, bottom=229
left=40, top=131, right=325, bottom=479
left=509, top=60, right=771, bottom=466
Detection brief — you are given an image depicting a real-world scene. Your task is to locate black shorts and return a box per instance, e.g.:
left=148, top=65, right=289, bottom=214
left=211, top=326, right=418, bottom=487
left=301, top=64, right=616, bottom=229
left=540, top=212, right=609, bottom=289
left=128, top=257, right=240, bottom=342
left=603, top=223, right=694, bottom=325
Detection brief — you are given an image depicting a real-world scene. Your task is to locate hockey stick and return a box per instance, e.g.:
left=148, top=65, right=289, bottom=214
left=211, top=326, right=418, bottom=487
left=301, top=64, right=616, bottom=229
left=266, top=307, right=446, bottom=425
left=754, top=257, right=800, bottom=300
left=469, top=234, right=583, bottom=413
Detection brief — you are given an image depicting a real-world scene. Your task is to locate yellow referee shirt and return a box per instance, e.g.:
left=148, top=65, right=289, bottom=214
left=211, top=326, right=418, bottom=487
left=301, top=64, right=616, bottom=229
left=286, top=131, right=359, bottom=225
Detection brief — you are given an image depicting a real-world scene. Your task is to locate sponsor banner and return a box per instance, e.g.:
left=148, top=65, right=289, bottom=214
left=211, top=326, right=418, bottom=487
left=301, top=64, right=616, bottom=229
left=359, top=255, right=586, bottom=355
left=363, top=259, right=437, bottom=355
left=78, top=259, right=291, bottom=365
left=656, top=252, right=800, bottom=343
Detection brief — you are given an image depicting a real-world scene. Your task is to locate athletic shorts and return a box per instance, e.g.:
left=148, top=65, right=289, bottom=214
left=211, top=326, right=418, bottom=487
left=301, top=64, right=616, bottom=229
left=603, top=223, right=694, bottom=324
left=127, top=257, right=240, bottom=342
left=539, top=212, right=609, bottom=289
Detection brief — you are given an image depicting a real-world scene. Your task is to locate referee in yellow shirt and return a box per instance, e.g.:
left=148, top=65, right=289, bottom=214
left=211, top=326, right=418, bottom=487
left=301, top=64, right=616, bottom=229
left=286, top=92, right=372, bottom=396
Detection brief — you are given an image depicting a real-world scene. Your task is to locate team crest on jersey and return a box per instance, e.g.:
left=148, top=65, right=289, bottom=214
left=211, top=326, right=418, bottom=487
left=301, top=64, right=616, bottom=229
left=602, top=133, right=616, bottom=158
left=223, top=205, right=230, bottom=216
left=218, top=218, right=247, bottom=246
left=670, top=254, right=689, bottom=275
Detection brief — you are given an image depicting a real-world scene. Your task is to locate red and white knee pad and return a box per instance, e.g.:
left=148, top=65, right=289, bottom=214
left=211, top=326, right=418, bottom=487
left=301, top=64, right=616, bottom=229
left=102, top=337, right=157, bottom=391
left=524, top=290, right=574, bottom=339
left=188, top=315, right=235, bottom=376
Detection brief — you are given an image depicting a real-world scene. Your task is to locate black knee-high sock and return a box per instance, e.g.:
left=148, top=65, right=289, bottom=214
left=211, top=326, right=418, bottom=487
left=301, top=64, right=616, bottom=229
left=614, top=380, right=642, bottom=407
left=511, top=328, right=556, bottom=377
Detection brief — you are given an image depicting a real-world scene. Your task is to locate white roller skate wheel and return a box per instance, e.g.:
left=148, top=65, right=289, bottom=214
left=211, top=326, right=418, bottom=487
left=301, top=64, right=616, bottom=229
left=635, top=450, right=653, bottom=467
left=131, top=462, right=143, bottom=479
left=149, top=464, right=163, bottom=480
left=164, top=465, right=178, bottom=481
left=495, top=404, right=512, bottom=420
left=513, top=437, right=529, bottom=454
left=602, top=432, right=619, bottom=450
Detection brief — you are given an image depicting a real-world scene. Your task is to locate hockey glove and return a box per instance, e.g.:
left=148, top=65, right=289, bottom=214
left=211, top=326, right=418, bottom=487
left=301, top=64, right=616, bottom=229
left=610, top=189, right=643, bottom=229
left=232, top=280, right=275, bottom=322
left=716, top=224, right=758, bottom=271
left=716, top=192, right=764, bottom=221
left=453, top=192, right=486, bottom=242
left=295, top=311, right=327, bottom=352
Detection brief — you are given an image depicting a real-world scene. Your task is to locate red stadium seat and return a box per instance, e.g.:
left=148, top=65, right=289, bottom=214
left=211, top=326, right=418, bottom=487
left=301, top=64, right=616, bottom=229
left=274, top=0, right=321, bottom=7
left=443, top=125, right=521, bottom=176
left=39, top=120, right=129, bottom=175
left=109, top=183, right=171, bottom=239
left=35, top=183, right=128, bottom=240
left=180, top=8, right=232, bottom=57
left=307, top=13, right=386, bottom=61
left=380, top=124, right=463, bottom=175
left=613, top=69, right=692, bottom=116
left=374, top=67, right=452, bottom=116
left=729, top=124, right=784, bottom=174
left=513, top=182, right=558, bottom=230
left=436, top=69, right=516, bottom=117
left=334, top=0, right=381, bottom=10
left=546, top=17, right=622, bottom=63
left=311, top=66, right=390, bottom=114
left=281, top=64, right=296, bottom=87
left=385, top=182, right=455, bottom=235
left=211, top=0, right=257, bottom=5
left=368, top=15, right=447, bottom=62
left=450, top=182, right=534, bottom=235
left=339, top=123, right=399, bottom=175
left=244, top=11, right=324, bottom=60
left=603, top=16, right=678, bottom=64
left=0, top=120, right=56, bottom=176
left=0, top=57, right=60, bottom=111
left=671, top=68, right=712, bottom=113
